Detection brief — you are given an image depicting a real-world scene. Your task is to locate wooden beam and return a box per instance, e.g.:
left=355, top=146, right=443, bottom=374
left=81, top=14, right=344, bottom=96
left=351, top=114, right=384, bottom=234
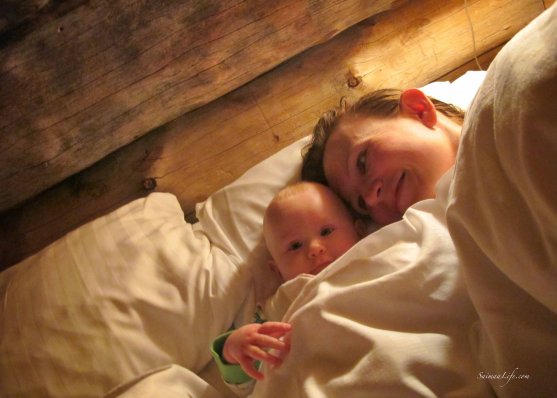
left=1, top=0, right=52, bottom=35
left=0, top=0, right=401, bottom=212
left=0, top=0, right=87, bottom=37
left=0, top=0, right=545, bottom=269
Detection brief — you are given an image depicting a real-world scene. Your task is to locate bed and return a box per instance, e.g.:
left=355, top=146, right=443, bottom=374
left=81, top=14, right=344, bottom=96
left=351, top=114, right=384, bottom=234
left=1, top=3, right=556, bottom=398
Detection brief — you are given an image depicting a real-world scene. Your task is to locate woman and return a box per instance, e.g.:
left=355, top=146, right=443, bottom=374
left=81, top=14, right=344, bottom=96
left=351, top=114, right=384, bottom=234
left=301, top=88, right=463, bottom=225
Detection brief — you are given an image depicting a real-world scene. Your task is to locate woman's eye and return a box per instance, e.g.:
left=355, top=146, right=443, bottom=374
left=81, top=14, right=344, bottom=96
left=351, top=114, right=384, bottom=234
left=321, top=227, right=334, bottom=236
left=288, top=241, right=302, bottom=251
left=356, top=151, right=367, bottom=174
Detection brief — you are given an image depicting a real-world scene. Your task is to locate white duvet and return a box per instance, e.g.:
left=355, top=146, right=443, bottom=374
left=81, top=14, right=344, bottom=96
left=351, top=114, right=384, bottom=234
left=249, top=173, right=491, bottom=397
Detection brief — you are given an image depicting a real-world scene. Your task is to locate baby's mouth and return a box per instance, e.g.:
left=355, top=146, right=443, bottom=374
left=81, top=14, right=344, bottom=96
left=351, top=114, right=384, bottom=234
left=312, top=261, right=332, bottom=275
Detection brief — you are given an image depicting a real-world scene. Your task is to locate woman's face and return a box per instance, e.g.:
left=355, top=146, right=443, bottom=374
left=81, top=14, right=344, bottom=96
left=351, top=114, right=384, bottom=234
left=323, top=114, right=456, bottom=225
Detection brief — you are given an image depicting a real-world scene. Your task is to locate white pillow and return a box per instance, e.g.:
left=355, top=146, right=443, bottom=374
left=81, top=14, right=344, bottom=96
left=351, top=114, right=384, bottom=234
left=195, top=138, right=310, bottom=305
left=420, top=71, right=486, bottom=110
left=0, top=193, right=251, bottom=397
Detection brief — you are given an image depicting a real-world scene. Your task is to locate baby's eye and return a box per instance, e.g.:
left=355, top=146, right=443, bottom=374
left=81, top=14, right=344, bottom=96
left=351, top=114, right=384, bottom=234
left=356, top=150, right=367, bottom=175
left=288, top=241, right=302, bottom=251
left=320, top=227, right=334, bottom=236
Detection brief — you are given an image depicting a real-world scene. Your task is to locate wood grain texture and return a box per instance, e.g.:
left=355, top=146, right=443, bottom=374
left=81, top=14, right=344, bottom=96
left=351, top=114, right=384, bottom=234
left=1, top=0, right=53, bottom=34
left=0, top=0, right=545, bottom=269
left=0, top=0, right=401, bottom=213
left=0, top=0, right=90, bottom=36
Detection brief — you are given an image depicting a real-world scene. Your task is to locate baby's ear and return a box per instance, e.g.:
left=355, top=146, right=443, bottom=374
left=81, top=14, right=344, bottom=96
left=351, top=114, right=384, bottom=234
left=399, top=88, right=437, bottom=128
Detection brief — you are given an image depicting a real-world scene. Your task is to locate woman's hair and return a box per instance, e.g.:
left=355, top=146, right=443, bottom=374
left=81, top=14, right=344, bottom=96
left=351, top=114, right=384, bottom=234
left=301, top=88, right=464, bottom=184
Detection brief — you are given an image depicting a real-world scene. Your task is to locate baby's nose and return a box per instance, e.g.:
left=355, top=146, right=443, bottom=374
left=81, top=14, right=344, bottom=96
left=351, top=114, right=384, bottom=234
left=308, top=240, right=326, bottom=258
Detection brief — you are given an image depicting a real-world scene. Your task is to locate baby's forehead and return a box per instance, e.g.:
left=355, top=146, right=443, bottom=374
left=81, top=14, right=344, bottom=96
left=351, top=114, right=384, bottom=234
left=272, top=185, right=350, bottom=220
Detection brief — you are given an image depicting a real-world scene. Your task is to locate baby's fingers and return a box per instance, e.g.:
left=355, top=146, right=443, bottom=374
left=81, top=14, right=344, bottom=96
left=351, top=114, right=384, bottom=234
left=254, top=333, right=290, bottom=353
left=238, top=356, right=264, bottom=381
left=258, top=322, right=292, bottom=336
left=247, top=345, right=285, bottom=367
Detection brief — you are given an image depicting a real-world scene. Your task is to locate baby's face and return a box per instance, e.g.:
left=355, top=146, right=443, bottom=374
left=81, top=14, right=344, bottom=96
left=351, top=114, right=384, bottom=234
left=265, top=185, right=360, bottom=282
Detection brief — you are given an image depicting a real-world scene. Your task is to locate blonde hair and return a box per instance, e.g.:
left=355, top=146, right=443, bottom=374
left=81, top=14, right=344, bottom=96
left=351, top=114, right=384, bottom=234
left=301, top=88, right=464, bottom=184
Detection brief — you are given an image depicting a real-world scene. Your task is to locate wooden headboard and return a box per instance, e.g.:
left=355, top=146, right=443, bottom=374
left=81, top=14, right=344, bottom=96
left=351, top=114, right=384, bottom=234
left=0, top=0, right=552, bottom=269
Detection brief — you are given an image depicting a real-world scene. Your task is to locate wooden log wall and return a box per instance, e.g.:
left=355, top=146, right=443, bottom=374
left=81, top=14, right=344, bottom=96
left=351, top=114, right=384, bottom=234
left=0, top=0, right=552, bottom=269
left=0, top=0, right=400, bottom=213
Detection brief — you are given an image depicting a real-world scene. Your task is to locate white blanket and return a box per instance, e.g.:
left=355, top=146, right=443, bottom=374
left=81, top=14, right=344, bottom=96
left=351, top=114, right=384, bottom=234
left=249, top=174, right=492, bottom=397
left=446, top=3, right=557, bottom=397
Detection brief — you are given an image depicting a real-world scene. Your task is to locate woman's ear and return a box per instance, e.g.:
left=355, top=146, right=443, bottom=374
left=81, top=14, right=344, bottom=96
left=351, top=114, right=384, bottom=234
left=399, top=88, right=437, bottom=128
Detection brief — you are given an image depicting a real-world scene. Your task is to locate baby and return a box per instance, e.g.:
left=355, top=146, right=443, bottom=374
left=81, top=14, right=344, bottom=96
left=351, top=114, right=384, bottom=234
left=211, top=181, right=363, bottom=393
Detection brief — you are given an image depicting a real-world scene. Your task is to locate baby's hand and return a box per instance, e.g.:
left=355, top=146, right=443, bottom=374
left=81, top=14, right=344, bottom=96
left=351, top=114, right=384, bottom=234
left=223, top=322, right=292, bottom=380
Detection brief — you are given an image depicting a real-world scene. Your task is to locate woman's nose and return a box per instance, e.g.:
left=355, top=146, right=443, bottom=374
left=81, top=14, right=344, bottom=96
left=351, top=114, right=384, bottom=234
left=308, top=240, right=326, bottom=258
left=362, top=178, right=383, bottom=207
